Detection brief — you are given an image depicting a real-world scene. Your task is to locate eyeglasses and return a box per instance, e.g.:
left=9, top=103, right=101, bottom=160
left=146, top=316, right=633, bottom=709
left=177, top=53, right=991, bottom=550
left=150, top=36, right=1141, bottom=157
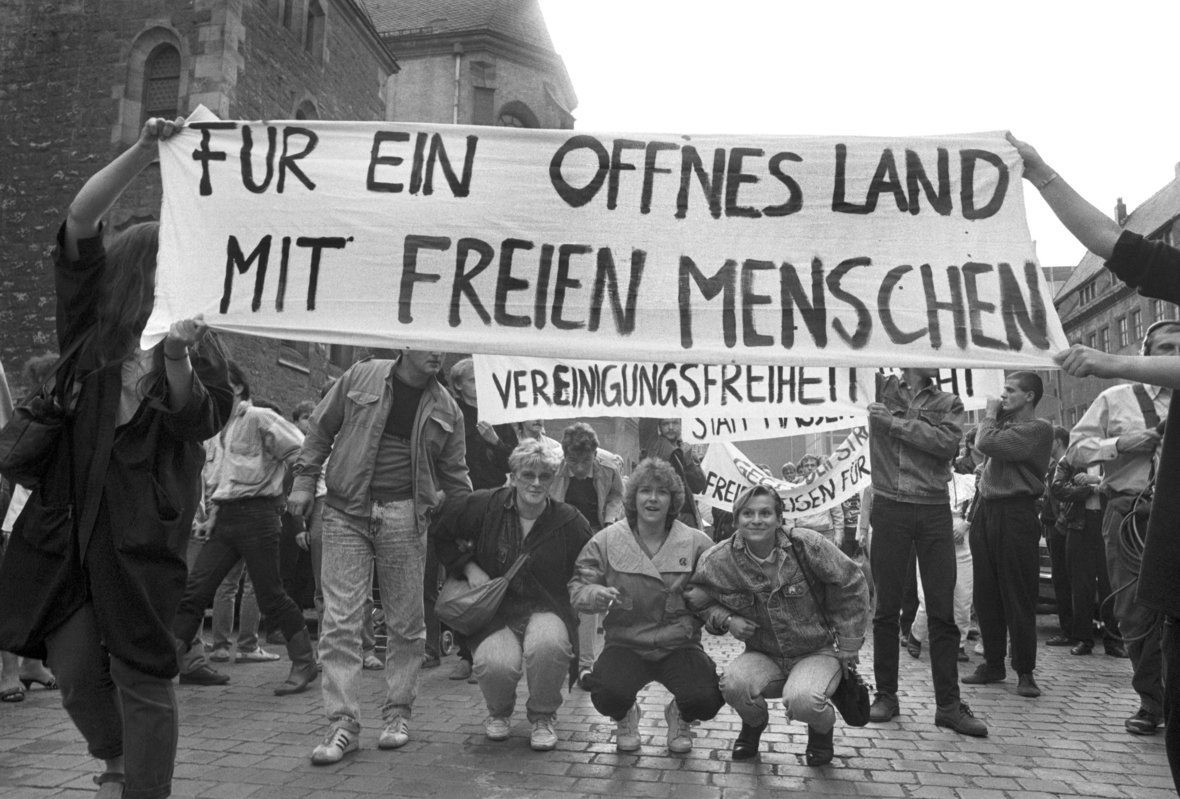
left=517, top=470, right=556, bottom=485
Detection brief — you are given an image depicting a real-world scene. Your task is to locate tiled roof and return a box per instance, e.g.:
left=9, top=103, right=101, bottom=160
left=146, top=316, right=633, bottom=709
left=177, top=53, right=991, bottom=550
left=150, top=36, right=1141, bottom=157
left=362, top=0, right=555, bottom=50
left=1055, top=177, right=1180, bottom=301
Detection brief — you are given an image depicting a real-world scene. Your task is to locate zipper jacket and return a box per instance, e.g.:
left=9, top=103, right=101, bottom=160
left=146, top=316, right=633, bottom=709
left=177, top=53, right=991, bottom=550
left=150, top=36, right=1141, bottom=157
left=569, top=519, right=713, bottom=658
left=292, top=357, right=471, bottom=524
left=549, top=452, right=625, bottom=529
left=690, top=528, right=868, bottom=660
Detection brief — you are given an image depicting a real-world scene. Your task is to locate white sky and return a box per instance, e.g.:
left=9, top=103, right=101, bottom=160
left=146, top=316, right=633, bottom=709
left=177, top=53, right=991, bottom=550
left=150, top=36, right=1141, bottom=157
left=539, top=0, right=1180, bottom=268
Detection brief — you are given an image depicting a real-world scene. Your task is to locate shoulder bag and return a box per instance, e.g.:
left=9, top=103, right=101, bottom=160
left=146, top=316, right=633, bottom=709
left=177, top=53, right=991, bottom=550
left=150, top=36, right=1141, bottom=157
left=435, top=533, right=546, bottom=636
left=0, top=329, right=94, bottom=489
left=788, top=534, right=872, bottom=727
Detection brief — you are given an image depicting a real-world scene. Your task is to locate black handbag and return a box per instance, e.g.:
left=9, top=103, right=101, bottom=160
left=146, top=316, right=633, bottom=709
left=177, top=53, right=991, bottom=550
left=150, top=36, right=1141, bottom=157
left=788, top=534, right=873, bottom=727
left=0, top=329, right=93, bottom=489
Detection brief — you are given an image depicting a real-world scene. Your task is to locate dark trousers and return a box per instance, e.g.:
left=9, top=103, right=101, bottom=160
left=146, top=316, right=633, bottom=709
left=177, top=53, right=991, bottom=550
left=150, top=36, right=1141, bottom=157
left=1104, top=497, right=1163, bottom=715
left=1069, top=508, right=1120, bottom=644
left=47, top=604, right=177, bottom=799
left=173, top=497, right=307, bottom=648
left=900, top=551, right=919, bottom=634
left=870, top=497, right=960, bottom=706
left=588, top=645, right=724, bottom=723
left=1044, top=523, right=1074, bottom=637
left=970, top=495, right=1040, bottom=674
left=1161, top=617, right=1180, bottom=791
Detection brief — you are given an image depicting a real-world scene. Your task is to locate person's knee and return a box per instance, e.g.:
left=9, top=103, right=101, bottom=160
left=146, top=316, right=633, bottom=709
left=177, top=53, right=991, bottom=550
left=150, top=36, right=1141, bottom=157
left=476, top=653, right=522, bottom=684
left=676, top=686, right=725, bottom=722
left=784, top=685, right=830, bottom=723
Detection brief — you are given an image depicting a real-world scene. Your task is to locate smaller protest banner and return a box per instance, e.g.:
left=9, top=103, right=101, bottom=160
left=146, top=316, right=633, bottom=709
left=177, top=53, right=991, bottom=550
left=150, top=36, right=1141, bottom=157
left=681, top=414, right=855, bottom=444
left=475, top=355, right=1003, bottom=425
left=698, top=427, right=870, bottom=517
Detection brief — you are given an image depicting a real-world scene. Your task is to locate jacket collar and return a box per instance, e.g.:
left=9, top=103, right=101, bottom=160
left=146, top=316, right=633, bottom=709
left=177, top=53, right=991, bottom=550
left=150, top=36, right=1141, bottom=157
left=606, top=520, right=698, bottom=578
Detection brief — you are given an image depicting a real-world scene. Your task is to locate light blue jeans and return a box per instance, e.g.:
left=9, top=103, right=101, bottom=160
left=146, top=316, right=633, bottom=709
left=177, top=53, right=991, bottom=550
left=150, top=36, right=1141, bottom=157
left=474, top=612, right=571, bottom=723
left=319, top=501, right=425, bottom=732
left=721, top=648, right=842, bottom=732
left=212, top=560, right=260, bottom=651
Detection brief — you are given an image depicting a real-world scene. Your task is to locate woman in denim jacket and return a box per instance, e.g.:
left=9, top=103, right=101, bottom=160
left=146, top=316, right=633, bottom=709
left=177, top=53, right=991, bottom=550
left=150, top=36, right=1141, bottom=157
left=688, top=485, right=869, bottom=766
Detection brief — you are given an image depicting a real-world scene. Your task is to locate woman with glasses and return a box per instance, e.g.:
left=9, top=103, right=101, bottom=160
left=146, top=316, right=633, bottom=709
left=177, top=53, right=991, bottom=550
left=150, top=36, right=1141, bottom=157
left=433, top=439, right=593, bottom=752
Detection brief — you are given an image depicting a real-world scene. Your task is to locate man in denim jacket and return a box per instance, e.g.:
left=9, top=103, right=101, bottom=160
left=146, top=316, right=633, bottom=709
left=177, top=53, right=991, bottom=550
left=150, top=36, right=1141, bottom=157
left=866, top=369, right=987, bottom=737
left=288, top=351, right=471, bottom=764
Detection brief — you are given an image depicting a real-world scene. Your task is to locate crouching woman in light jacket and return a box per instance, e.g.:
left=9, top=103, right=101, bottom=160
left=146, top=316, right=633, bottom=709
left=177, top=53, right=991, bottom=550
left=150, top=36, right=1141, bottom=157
left=688, top=485, right=869, bottom=766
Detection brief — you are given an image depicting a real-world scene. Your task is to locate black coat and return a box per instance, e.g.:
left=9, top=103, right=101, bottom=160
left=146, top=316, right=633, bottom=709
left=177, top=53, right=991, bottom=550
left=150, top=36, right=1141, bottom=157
left=433, top=487, right=592, bottom=680
left=0, top=227, right=233, bottom=677
left=1105, top=231, right=1180, bottom=617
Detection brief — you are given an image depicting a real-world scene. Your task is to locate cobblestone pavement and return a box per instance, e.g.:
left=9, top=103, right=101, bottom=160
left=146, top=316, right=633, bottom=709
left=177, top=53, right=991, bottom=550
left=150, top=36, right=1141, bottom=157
left=0, top=613, right=1171, bottom=799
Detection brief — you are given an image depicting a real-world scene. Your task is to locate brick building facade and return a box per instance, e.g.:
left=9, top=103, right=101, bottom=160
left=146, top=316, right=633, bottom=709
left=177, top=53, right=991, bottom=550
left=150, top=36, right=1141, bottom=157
left=0, top=0, right=395, bottom=408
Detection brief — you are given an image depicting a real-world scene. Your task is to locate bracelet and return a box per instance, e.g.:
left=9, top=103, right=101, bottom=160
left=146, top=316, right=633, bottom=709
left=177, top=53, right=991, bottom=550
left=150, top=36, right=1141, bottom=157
left=164, top=347, right=190, bottom=361
left=1034, top=171, right=1059, bottom=190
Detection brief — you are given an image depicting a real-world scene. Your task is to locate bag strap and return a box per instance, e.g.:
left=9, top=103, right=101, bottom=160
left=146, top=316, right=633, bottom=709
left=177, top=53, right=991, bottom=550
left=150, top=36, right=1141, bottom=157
left=1132, top=383, right=1161, bottom=431
left=787, top=533, right=835, bottom=634
left=29, top=327, right=96, bottom=404
left=502, top=526, right=551, bottom=581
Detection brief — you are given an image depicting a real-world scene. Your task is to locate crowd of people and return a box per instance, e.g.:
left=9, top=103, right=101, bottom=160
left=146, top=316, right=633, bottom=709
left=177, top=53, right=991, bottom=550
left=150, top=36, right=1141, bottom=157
left=0, top=119, right=1177, bottom=799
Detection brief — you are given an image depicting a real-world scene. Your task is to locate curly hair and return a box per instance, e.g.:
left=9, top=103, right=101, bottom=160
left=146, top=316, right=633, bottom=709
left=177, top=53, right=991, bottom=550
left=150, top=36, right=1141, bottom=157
left=623, top=457, right=685, bottom=531
left=508, top=438, right=562, bottom=474
left=560, top=422, right=599, bottom=459
left=293, top=400, right=316, bottom=422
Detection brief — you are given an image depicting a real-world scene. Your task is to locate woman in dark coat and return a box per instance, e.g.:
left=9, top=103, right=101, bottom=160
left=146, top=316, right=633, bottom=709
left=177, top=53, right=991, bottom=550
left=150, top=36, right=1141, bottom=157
left=0, top=118, right=233, bottom=799
left=433, top=439, right=592, bottom=752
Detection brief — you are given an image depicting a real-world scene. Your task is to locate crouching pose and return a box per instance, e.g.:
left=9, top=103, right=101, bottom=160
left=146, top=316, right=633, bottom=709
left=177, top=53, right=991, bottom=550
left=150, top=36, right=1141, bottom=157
left=433, top=440, right=592, bottom=751
left=689, top=486, right=869, bottom=766
left=569, top=458, right=724, bottom=753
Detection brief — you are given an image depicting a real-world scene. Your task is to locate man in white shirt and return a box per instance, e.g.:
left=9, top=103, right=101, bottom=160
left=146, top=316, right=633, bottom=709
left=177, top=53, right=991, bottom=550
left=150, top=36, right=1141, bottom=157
left=1069, top=320, right=1180, bottom=735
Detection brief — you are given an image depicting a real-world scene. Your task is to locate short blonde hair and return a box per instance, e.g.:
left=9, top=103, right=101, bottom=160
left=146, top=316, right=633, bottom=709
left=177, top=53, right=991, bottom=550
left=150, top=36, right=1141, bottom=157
left=508, top=438, right=562, bottom=474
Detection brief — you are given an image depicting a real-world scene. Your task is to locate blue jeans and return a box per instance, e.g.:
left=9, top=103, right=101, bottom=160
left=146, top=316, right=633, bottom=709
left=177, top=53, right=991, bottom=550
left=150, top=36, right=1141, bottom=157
left=212, top=560, right=260, bottom=651
left=173, top=497, right=306, bottom=648
left=871, top=497, right=961, bottom=706
left=308, top=499, right=376, bottom=658
left=474, top=612, right=571, bottom=723
left=48, top=604, right=177, bottom=799
left=721, top=648, right=841, bottom=732
left=319, top=501, right=425, bottom=731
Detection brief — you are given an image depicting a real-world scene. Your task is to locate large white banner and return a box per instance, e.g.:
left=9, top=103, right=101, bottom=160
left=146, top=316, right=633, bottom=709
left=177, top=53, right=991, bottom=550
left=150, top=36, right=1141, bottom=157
left=474, top=355, right=1001, bottom=424
left=699, top=428, right=870, bottom=516
left=150, top=114, right=1065, bottom=368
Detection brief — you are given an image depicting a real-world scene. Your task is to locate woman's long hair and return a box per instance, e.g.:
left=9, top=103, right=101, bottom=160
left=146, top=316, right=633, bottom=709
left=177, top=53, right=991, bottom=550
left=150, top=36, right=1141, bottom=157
left=94, top=221, right=160, bottom=366
left=89, top=220, right=228, bottom=400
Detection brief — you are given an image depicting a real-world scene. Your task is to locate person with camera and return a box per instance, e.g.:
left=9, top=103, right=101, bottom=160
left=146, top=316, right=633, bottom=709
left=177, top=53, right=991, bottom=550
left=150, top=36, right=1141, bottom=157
left=1066, top=320, right=1178, bottom=733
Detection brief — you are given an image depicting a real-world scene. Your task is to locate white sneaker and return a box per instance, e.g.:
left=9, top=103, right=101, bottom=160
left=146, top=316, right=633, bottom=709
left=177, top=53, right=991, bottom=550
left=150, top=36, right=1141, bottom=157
left=485, top=716, right=511, bottom=741
left=377, top=716, right=409, bottom=749
left=530, top=717, right=558, bottom=751
left=664, top=700, right=695, bottom=753
left=616, top=704, right=642, bottom=752
left=311, top=726, right=359, bottom=765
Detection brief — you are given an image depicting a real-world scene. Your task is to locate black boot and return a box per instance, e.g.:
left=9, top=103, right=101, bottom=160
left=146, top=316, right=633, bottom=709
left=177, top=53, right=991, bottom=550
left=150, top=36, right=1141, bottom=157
left=804, top=725, right=834, bottom=766
left=731, top=721, right=766, bottom=760
left=274, top=628, right=318, bottom=696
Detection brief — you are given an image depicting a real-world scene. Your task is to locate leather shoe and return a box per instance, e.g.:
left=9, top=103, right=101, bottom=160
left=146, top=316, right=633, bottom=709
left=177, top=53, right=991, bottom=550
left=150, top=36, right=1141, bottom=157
left=731, top=721, right=766, bottom=760
left=1016, top=672, right=1041, bottom=698
left=1070, top=641, right=1094, bottom=656
left=961, top=662, right=1005, bottom=684
left=1126, top=708, right=1161, bottom=735
left=905, top=632, right=922, bottom=659
left=804, top=725, right=834, bottom=766
left=934, top=700, right=988, bottom=737
left=1045, top=634, right=1075, bottom=647
left=868, top=694, right=899, bottom=723
left=1105, top=641, right=1129, bottom=658
left=179, top=664, right=229, bottom=686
